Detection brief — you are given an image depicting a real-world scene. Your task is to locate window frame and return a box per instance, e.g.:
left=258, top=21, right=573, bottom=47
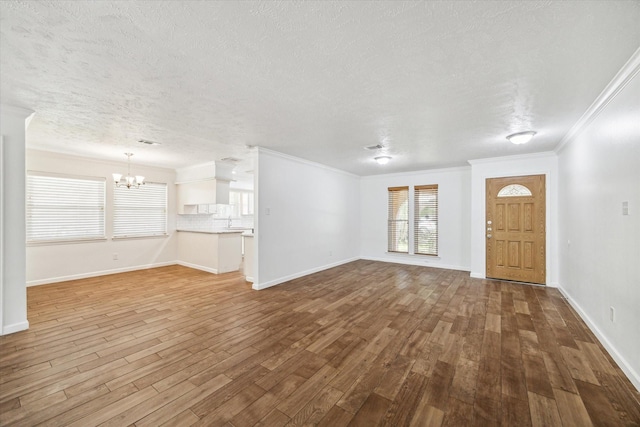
left=387, top=184, right=439, bottom=257
left=229, top=190, right=254, bottom=218
left=414, top=184, right=439, bottom=256
left=26, top=171, right=106, bottom=244
left=112, top=181, right=168, bottom=239
left=387, top=186, right=410, bottom=253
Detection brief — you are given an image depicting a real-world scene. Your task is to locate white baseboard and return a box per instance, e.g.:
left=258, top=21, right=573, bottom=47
left=252, top=257, right=360, bottom=290
left=245, top=276, right=254, bottom=283
left=2, top=320, right=29, bottom=335
left=557, top=286, right=640, bottom=392
left=26, top=261, right=178, bottom=287
left=360, top=256, right=470, bottom=273
left=176, top=261, right=218, bottom=275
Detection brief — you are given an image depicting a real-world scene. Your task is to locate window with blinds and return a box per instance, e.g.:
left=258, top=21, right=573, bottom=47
left=113, top=182, right=167, bottom=238
left=27, top=173, right=106, bottom=242
left=388, top=186, right=409, bottom=253
left=229, top=190, right=254, bottom=217
left=414, top=184, right=438, bottom=256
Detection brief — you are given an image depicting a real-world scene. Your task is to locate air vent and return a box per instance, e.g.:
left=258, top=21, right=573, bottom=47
left=364, top=144, right=384, bottom=150
left=220, top=157, right=241, bottom=163
left=138, top=139, right=160, bottom=146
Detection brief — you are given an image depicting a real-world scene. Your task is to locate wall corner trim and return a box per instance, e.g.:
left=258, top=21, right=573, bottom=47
left=557, top=285, right=640, bottom=392
left=554, top=47, right=640, bottom=154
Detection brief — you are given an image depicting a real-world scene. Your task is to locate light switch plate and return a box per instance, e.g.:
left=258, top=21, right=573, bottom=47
left=622, top=201, right=629, bottom=216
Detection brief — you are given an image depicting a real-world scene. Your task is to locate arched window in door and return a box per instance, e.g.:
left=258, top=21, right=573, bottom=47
left=497, top=184, right=532, bottom=197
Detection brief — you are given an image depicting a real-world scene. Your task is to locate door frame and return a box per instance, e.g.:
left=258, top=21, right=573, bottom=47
left=468, top=153, right=558, bottom=286
left=485, top=174, right=546, bottom=284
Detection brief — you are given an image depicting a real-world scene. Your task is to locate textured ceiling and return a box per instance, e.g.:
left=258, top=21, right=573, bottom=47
left=1, top=1, right=639, bottom=175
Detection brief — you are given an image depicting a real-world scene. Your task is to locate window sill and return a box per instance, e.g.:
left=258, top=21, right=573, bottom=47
left=28, top=237, right=108, bottom=246
left=112, top=234, right=169, bottom=241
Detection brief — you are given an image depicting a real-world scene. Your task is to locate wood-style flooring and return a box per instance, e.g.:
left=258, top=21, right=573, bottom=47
left=1, top=261, right=639, bottom=426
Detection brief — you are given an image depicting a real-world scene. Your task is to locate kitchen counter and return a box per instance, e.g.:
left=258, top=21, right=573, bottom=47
left=177, top=230, right=242, bottom=274
left=177, top=229, right=245, bottom=234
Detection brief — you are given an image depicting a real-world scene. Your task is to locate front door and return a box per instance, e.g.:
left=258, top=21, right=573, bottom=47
left=486, top=175, right=546, bottom=284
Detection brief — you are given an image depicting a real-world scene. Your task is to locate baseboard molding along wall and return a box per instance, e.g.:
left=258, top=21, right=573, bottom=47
left=2, top=320, right=29, bottom=335
left=175, top=261, right=218, bottom=275
left=252, top=257, right=360, bottom=290
left=558, top=285, right=640, bottom=392
left=26, top=261, right=178, bottom=287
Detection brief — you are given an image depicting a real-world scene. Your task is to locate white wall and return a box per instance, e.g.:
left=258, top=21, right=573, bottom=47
left=360, top=167, right=471, bottom=271
left=26, top=150, right=178, bottom=285
left=0, top=105, right=33, bottom=335
left=557, top=69, right=640, bottom=389
left=468, top=152, right=559, bottom=286
left=254, top=148, right=360, bottom=289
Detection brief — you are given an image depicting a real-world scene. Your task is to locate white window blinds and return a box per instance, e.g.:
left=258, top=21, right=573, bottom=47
left=27, top=173, right=106, bottom=242
left=414, top=184, right=438, bottom=256
left=229, top=190, right=255, bottom=217
left=388, top=186, right=409, bottom=253
left=113, top=182, right=167, bottom=238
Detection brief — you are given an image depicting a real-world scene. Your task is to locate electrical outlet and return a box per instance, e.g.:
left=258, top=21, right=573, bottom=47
left=610, top=306, right=615, bottom=322
left=329, top=251, right=333, bottom=256
left=622, top=201, right=629, bottom=216
left=113, top=253, right=118, bottom=260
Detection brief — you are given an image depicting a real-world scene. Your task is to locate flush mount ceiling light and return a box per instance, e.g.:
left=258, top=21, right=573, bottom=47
left=506, top=131, right=537, bottom=145
left=374, top=156, right=392, bottom=165
left=113, top=153, right=145, bottom=189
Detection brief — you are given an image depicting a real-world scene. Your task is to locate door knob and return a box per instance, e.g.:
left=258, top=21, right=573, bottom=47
left=487, top=234, right=492, bottom=239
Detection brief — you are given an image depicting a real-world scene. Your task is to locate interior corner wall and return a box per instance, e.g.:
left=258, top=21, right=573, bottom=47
left=26, top=150, right=178, bottom=285
left=557, top=72, right=640, bottom=389
left=469, top=152, right=559, bottom=286
left=1, top=105, right=32, bottom=335
left=359, top=167, right=471, bottom=271
left=254, top=149, right=360, bottom=289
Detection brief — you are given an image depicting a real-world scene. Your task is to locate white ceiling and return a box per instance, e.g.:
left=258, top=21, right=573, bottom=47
left=1, top=1, right=639, bottom=175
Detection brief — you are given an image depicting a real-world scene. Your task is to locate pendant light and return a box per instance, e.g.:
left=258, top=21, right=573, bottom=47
left=113, top=153, right=145, bottom=189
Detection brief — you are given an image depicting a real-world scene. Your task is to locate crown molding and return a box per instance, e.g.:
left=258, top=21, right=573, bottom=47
left=0, top=104, right=34, bottom=120
left=360, top=165, right=470, bottom=181
left=27, top=148, right=176, bottom=173
left=467, top=151, right=557, bottom=166
left=555, top=47, right=640, bottom=154
left=257, top=147, right=359, bottom=178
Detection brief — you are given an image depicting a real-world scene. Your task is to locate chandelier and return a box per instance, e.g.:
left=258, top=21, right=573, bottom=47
left=113, top=153, right=145, bottom=189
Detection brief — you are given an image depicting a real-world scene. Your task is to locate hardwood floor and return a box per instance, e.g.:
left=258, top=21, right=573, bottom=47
left=1, top=260, right=639, bottom=426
